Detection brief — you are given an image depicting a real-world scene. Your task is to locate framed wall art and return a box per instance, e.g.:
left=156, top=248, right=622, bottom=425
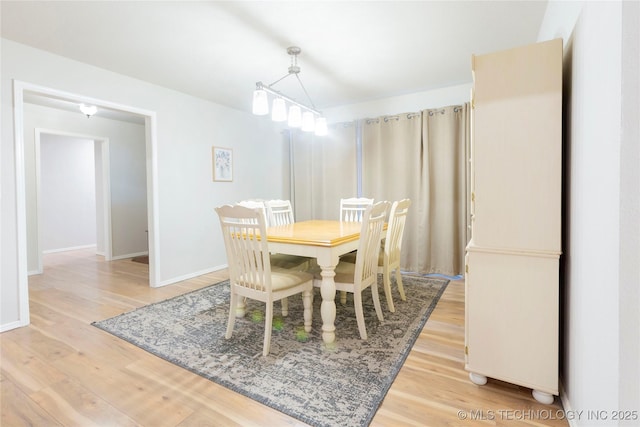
left=212, top=146, right=233, bottom=182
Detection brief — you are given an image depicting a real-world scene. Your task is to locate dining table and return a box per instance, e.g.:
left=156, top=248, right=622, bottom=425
left=265, top=219, right=364, bottom=344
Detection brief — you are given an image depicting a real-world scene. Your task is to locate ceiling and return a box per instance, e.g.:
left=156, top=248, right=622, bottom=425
left=1, top=1, right=548, bottom=117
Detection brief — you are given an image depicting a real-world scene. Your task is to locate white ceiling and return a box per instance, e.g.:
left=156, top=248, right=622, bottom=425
left=2, top=1, right=548, bottom=116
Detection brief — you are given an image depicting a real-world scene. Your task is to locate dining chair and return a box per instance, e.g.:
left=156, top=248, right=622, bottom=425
left=265, top=199, right=295, bottom=226
left=264, top=199, right=313, bottom=315
left=338, top=197, right=374, bottom=303
left=377, top=198, right=411, bottom=312
left=339, top=197, right=374, bottom=222
left=215, top=204, right=313, bottom=356
left=237, top=200, right=269, bottom=225
left=236, top=200, right=309, bottom=316
left=314, top=201, right=390, bottom=340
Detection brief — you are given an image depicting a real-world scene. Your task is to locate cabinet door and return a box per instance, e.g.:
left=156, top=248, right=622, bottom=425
left=471, top=39, right=562, bottom=252
left=465, top=250, right=559, bottom=394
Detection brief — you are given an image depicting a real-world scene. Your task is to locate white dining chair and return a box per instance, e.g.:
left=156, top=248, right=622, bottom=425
left=338, top=197, right=374, bottom=303
left=377, top=198, right=411, bottom=312
left=264, top=199, right=312, bottom=315
left=265, top=199, right=295, bottom=226
left=339, top=197, right=374, bottom=222
left=237, top=200, right=269, bottom=225
left=314, top=201, right=390, bottom=340
left=215, top=204, right=313, bottom=356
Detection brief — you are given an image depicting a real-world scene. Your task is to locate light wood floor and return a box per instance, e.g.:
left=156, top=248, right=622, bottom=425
left=1, top=249, right=568, bottom=426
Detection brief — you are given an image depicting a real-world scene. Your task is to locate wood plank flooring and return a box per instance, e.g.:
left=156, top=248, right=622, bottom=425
left=1, top=249, right=568, bottom=426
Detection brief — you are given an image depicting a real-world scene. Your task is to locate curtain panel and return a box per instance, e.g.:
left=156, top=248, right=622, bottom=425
left=291, top=104, right=469, bottom=276
left=291, top=122, right=357, bottom=221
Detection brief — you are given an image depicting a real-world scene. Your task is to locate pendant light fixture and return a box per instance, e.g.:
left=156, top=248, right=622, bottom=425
left=252, top=46, right=328, bottom=136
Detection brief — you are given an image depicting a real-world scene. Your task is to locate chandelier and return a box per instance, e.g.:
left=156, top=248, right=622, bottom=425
left=252, top=46, right=328, bottom=136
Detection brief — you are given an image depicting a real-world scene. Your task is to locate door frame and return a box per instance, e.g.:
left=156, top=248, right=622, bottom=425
left=12, top=80, right=160, bottom=328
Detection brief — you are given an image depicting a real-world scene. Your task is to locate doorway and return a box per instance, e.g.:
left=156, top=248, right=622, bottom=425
left=33, top=131, right=113, bottom=274
left=13, top=80, right=160, bottom=328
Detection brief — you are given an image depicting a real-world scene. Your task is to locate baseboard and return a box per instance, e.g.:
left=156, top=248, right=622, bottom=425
left=155, top=264, right=228, bottom=288
left=0, top=319, right=29, bottom=333
left=111, top=251, right=149, bottom=261
left=559, top=380, right=578, bottom=427
left=43, top=244, right=97, bottom=254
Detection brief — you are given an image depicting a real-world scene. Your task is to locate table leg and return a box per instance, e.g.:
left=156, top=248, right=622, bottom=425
left=319, top=264, right=337, bottom=343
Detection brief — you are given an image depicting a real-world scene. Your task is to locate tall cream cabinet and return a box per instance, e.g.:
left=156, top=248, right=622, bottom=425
left=465, top=38, right=562, bottom=405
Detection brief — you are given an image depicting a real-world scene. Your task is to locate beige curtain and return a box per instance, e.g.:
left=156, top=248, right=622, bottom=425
left=362, top=104, right=469, bottom=276
left=291, top=122, right=357, bottom=221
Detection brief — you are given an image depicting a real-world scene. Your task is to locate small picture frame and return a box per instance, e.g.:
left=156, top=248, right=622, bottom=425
left=212, top=146, right=233, bottom=182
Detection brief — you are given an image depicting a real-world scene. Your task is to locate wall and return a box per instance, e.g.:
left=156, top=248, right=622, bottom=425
left=539, top=1, right=639, bottom=424
left=324, top=83, right=471, bottom=123
left=1, top=39, right=287, bottom=329
left=40, top=134, right=97, bottom=253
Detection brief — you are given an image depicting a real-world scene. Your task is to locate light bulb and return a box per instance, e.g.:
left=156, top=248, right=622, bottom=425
left=301, top=112, right=315, bottom=132
left=314, top=117, right=328, bottom=136
left=252, top=89, right=269, bottom=115
left=272, top=98, right=287, bottom=122
left=288, top=105, right=302, bottom=128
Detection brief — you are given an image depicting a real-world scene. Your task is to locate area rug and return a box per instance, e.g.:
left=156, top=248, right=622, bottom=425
left=92, top=274, right=449, bottom=427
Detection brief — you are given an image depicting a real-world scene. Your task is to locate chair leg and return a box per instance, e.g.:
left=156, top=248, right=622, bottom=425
left=302, top=289, right=313, bottom=332
left=226, top=289, right=237, bottom=339
left=383, top=268, right=395, bottom=312
left=281, top=297, right=289, bottom=317
left=371, top=281, right=384, bottom=322
left=353, top=291, right=367, bottom=340
left=340, top=290, right=347, bottom=305
left=263, top=301, right=273, bottom=357
left=395, top=268, right=406, bottom=301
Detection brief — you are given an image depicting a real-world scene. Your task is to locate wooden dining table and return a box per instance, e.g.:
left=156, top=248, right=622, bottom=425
left=265, top=220, right=364, bottom=344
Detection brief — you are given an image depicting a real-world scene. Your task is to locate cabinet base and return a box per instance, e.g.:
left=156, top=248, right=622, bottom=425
left=532, top=389, right=554, bottom=404
left=469, top=372, right=488, bottom=385
left=469, top=373, right=555, bottom=405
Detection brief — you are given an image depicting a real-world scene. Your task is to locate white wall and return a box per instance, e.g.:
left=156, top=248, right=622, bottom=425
left=539, top=1, right=639, bottom=423
left=324, top=83, right=471, bottom=123
left=40, top=134, right=97, bottom=253
left=1, top=39, right=287, bottom=329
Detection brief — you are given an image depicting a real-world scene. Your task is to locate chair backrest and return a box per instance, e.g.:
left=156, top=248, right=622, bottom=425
left=237, top=200, right=269, bottom=226
left=265, top=199, right=295, bottom=226
left=215, top=204, right=273, bottom=293
left=353, top=201, right=390, bottom=288
left=383, top=199, right=412, bottom=266
left=340, top=197, right=374, bottom=222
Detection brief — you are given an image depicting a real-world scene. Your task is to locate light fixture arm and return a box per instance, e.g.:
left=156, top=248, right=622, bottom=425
left=255, top=81, right=321, bottom=116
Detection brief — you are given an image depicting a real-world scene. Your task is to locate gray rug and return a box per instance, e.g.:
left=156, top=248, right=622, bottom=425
left=92, top=274, right=449, bottom=427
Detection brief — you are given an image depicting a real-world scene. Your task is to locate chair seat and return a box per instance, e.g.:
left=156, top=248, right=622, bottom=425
left=270, top=253, right=310, bottom=270
left=270, top=268, right=314, bottom=290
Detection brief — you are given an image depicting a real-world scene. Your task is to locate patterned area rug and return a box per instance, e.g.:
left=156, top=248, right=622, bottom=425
left=92, top=274, right=449, bottom=427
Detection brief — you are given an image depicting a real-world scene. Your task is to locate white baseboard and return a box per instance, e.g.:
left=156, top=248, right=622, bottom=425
left=111, top=251, right=149, bottom=261
left=559, top=380, right=578, bottom=427
left=155, top=264, right=228, bottom=288
left=0, top=319, right=29, bottom=333
left=43, top=244, right=97, bottom=254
